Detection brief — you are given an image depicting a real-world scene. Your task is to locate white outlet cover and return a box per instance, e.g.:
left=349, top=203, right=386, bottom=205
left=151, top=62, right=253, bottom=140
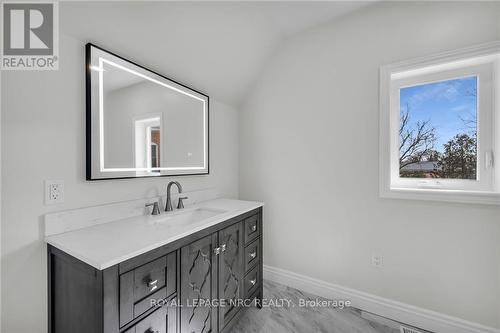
left=45, top=180, right=64, bottom=205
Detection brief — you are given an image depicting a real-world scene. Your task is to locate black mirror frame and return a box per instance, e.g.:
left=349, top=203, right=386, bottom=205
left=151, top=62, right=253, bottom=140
left=85, top=43, right=209, bottom=181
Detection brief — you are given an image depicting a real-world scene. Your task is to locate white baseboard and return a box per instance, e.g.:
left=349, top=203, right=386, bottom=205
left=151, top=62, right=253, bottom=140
left=263, top=265, right=500, bottom=333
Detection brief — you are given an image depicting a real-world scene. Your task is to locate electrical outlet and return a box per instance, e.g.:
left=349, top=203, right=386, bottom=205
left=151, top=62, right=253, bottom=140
left=45, top=180, right=64, bottom=204
left=372, top=254, right=383, bottom=268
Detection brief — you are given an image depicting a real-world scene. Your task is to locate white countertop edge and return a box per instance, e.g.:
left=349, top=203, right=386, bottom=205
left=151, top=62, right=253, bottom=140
left=46, top=200, right=263, bottom=270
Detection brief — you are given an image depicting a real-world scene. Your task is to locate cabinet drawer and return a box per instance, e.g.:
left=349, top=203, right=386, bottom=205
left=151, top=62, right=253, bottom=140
left=243, top=265, right=260, bottom=298
left=124, top=301, right=176, bottom=333
left=244, top=238, right=260, bottom=273
left=134, top=256, right=167, bottom=301
left=244, top=215, right=260, bottom=245
left=120, top=252, right=176, bottom=327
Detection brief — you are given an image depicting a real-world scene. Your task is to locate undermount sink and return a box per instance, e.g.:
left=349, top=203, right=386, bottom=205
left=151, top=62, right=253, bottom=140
left=148, top=207, right=226, bottom=227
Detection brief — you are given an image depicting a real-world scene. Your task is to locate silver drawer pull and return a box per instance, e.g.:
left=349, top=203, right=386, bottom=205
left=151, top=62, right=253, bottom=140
left=251, top=225, right=257, bottom=232
left=250, top=278, right=257, bottom=286
left=145, top=329, right=159, bottom=333
left=249, top=251, right=257, bottom=259
left=148, top=279, right=158, bottom=292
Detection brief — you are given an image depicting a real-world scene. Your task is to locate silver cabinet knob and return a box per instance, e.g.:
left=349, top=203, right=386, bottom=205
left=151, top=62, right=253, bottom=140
left=250, top=278, right=257, bottom=286
left=221, top=244, right=227, bottom=252
left=214, top=247, right=221, bottom=255
left=249, top=251, right=257, bottom=259
left=251, top=225, right=257, bottom=232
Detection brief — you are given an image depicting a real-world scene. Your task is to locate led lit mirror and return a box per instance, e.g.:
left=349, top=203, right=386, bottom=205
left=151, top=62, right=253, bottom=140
left=86, top=44, right=209, bottom=180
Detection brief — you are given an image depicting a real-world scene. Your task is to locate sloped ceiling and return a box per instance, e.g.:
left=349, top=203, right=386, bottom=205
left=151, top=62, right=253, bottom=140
left=61, top=1, right=374, bottom=106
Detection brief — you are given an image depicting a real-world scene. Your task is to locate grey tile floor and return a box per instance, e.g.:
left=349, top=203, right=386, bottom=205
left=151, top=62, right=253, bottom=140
left=230, top=280, right=427, bottom=333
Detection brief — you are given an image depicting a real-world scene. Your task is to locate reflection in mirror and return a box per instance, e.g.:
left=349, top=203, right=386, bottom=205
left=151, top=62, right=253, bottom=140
left=86, top=44, right=209, bottom=180
left=150, top=126, right=161, bottom=169
left=133, top=117, right=161, bottom=171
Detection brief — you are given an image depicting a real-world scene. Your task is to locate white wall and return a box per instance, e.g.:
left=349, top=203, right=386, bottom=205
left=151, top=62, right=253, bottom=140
left=0, top=63, right=3, bottom=332
left=240, top=1, right=500, bottom=329
left=0, top=34, right=239, bottom=332
left=497, top=4, right=500, bottom=327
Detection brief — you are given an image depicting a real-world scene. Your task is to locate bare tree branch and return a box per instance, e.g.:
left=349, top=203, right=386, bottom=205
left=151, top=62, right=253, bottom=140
left=459, top=87, right=477, bottom=131
left=399, top=105, right=437, bottom=169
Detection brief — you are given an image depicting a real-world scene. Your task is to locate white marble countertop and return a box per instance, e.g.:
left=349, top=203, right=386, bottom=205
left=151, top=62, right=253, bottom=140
left=45, top=198, right=263, bottom=270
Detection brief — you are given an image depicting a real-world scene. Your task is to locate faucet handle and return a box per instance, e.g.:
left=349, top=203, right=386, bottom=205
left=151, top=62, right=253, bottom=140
left=146, top=202, right=161, bottom=215
left=177, top=197, right=188, bottom=209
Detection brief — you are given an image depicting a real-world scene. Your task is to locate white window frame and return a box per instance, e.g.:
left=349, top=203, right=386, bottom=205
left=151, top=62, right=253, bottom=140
left=380, top=42, right=500, bottom=205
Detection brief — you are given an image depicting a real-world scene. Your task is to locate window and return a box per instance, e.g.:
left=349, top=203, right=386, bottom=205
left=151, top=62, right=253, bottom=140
left=380, top=42, right=500, bottom=204
left=399, top=76, right=477, bottom=180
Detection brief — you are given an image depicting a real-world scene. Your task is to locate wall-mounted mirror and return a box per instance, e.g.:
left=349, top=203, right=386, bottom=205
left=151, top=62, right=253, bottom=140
left=86, top=44, right=209, bottom=180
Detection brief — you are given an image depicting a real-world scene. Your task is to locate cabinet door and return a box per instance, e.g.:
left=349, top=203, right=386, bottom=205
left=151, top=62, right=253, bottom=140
left=180, top=234, right=218, bottom=333
left=218, top=222, right=244, bottom=331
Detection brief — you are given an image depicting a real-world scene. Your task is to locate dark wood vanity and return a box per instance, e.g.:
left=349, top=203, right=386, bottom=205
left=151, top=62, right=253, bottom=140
left=47, top=207, right=263, bottom=333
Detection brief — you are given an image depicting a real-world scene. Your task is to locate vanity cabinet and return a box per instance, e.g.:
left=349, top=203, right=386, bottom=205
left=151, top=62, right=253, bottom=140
left=48, top=207, right=262, bottom=333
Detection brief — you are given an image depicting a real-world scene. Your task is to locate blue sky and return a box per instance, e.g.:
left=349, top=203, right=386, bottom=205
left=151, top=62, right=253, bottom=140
left=400, top=76, right=477, bottom=153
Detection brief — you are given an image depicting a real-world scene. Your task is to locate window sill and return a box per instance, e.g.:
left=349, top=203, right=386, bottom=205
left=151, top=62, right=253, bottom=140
left=380, top=187, right=500, bottom=205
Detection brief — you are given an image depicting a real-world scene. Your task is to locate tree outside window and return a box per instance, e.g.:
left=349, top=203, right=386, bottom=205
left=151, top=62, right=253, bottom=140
left=399, top=76, right=477, bottom=180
